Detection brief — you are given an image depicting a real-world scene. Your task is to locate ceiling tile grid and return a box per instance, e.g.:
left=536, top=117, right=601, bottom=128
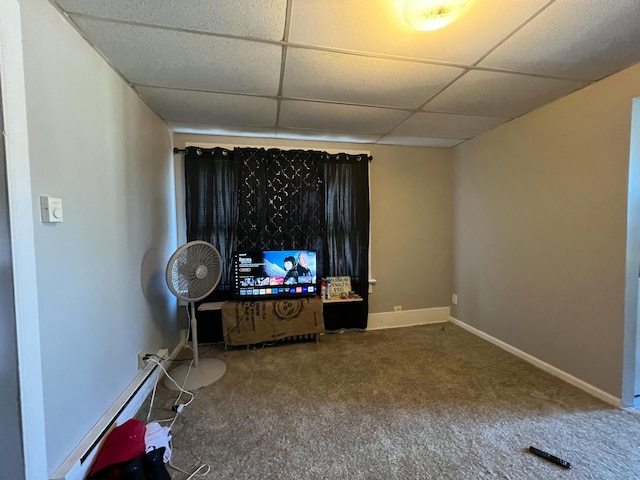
left=169, top=122, right=285, bottom=139
left=51, top=0, right=640, bottom=146
left=287, top=0, right=552, bottom=65
left=479, top=0, right=640, bottom=81
left=71, top=17, right=283, bottom=95
left=275, top=129, right=383, bottom=144
left=283, top=48, right=465, bottom=108
left=56, top=0, right=288, bottom=40
left=279, top=100, right=412, bottom=134
left=423, top=69, right=585, bottom=118
left=392, top=112, right=507, bottom=139
left=136, top=87, right=278, bottom=127
left=377, top=136, right=466, bottom=148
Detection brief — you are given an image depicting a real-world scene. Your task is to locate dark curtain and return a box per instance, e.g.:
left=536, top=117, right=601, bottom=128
left=235, top=148, right=325, bottom=258
left=184, top=147, right=239, bottom=299
left=183, top=146, right=370, bottom=330
left=322, top=152, right=370, bottom=331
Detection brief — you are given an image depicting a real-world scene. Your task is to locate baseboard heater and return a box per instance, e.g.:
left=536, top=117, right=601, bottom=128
left=50, top=348, right=169, bottom=480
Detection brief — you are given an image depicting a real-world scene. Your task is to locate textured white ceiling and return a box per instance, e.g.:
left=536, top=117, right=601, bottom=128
left=282, top=48, right=465, bottom=109
left=52, top=0, right=640, bottom=147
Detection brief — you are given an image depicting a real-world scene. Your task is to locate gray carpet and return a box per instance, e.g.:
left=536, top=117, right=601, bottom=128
left=142, top=323, right=640, bottom=479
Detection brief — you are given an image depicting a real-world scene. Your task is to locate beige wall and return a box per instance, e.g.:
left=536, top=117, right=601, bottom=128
left=625, top=97, right=640, bottom=403
left=174, top=134, right=453, bottom=314
left=453, top=63, right=640, bottom=399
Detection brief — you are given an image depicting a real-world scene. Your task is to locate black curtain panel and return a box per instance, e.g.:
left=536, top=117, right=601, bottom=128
left=183, top=146, right=370, bottom=329
left=235, top=148, right=325, bottom=258
left=184, top=146, right=240, bottom=297
left=322, top=153, right=371, bottom=330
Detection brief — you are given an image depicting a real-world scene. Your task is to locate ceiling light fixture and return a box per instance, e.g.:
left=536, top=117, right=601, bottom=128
left=403, top=0, right=473, bottom=31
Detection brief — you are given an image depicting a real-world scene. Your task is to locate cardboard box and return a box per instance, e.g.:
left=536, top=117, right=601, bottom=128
left=221, top=296, right=324, bottom=346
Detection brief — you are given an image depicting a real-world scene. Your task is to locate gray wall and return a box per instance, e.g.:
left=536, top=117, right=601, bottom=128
left=0, top=75, right=25, bottom=480
left=369, top=144, right=452, bottom=312
left=452, top=62, right=640, bottom=398
left=174, top=134, right=454, bottom=314
left=18, top=0, right=178, bottom=473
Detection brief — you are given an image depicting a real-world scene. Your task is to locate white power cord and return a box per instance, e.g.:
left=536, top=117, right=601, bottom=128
left=168, top=453, right=211, bottom=479
left=145, top=356, right=211, bottom=478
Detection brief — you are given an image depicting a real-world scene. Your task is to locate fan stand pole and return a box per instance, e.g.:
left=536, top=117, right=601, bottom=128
left=164, top=301, right=227, bottom=391
left=190, top=301, right=199, bottom=368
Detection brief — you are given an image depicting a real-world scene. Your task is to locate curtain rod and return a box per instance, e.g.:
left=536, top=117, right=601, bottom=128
left=173, top=146, right=372, bottom=161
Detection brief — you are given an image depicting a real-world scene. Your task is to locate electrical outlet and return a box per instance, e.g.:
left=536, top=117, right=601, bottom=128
left=137, top=348, right=168, bottom=370
left=137, top=350, right=148, bottom=370
left=157, top=348, right=168, bottom=360
left=452, top=294, right=458, bottom=305
left=393, top=305, right=402, bottom=312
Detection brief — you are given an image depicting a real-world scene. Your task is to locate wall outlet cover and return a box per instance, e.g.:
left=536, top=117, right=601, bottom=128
left=137, top=351, right=147, bottom=370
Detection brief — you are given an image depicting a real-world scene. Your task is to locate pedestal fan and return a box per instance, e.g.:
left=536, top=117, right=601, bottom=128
left=165, top=241, right=226, bottom=390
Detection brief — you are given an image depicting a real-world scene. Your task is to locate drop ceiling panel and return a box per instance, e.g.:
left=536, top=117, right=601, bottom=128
left=136, top=87, right=277, bottom=127
left=424, top=70, right=584, bottom=118
left=169, top=122, right=280, bottom=138
left=288, top=0, right=550, bottom=64
left=50, top=0, right=640, bottom=146
left=279, top=101, right=411, bottom=134
left=393, top=112, right=506, bottom=139
left=377, top=136, right=466, bottom=148
left=283, top=48, right=464, bottom=108
left=276, top=129, right=382, bottom=144
left=479, top=0, right=640, bottom=81
left=71, top=16, right=282, bottom=94
left=56, top=0, right=287, bottom=40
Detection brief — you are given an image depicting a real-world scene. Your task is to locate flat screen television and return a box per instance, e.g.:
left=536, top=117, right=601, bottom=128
left=232, top=250, right=318, bottom=299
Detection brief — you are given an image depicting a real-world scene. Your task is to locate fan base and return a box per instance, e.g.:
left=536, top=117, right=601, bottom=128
left=164, top=357, right=227, bottom=391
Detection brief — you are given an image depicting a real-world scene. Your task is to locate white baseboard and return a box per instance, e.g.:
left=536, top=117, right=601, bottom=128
left=449, top=316, right=620, bottom=407
left=49, top=340, right=185, bottom=480
left=368, top=307, right=449, bottom=330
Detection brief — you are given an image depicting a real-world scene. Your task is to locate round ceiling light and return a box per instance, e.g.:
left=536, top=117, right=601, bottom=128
left=403, top=0, right=474, bottom=31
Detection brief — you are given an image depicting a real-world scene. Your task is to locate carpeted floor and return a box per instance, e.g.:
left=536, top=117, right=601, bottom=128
left=140, top=323, right=640, bottom=479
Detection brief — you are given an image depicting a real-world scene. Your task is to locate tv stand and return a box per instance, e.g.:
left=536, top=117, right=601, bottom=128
left=321, top=294, right=366, bottom=332
left=202, top=296, right=324, bottom=347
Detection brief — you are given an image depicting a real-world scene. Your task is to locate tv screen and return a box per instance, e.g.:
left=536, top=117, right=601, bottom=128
left=233, top=250, right=318, bottom=299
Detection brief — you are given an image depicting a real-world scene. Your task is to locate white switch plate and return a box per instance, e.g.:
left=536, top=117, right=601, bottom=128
left=40, top=196, right=63, bottom=223
left=452, top=294, right=458, bottom=305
